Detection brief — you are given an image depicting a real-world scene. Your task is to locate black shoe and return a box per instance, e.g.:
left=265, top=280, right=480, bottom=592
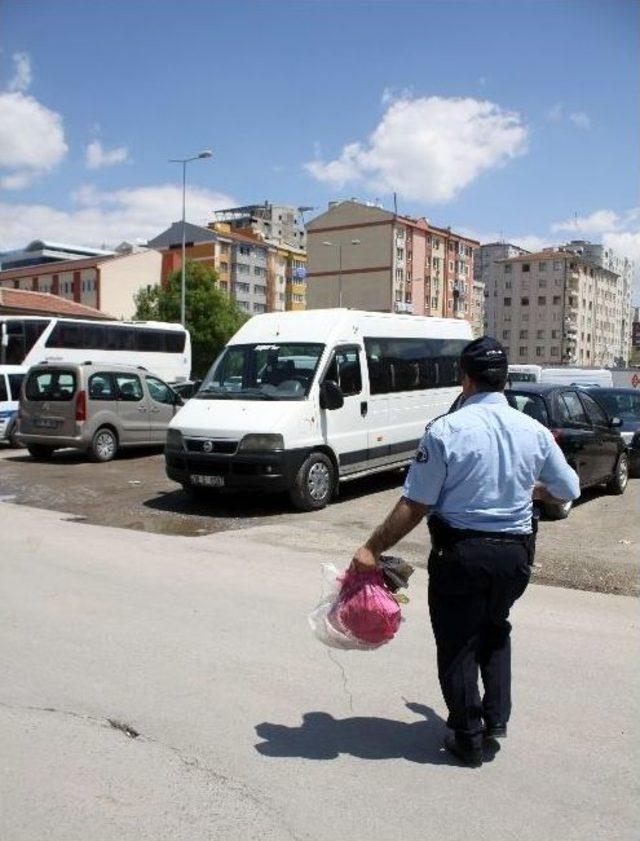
left=444, top=734, right=483, bottom=768
left=484, top=723, right=507, bottom=740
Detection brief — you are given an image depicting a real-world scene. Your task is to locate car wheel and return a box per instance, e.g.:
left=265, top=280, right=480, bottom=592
left=543, top=499, right=573, bottom=520
left=90, top=427, right=118, bottom=462
left=27, top=444, right=55, bottom=460
left=289, top=452, right=335, bottom=511
left=606, top=452, right=629, bottom=495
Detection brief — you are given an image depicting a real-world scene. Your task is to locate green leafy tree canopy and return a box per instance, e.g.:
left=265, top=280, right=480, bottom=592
left=133, top=262, right=248, bottom=377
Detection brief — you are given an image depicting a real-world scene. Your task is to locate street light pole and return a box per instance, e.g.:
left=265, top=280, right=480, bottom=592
left=323, top=239, right=360, bottom=308
left=169, top=150, right=213, bottom=326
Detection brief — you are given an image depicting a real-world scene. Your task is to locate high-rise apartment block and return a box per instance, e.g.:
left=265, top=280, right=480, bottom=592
left=473, top=242, right=531, bottom=338
left=560, top=240, right=634, bottom=366
left=306, top=200, right=478, bottom=321
left=484, top=249, right=629, bottom=367
left=148, top=221, right=306, bottom=315
left=213, top=202, right=307, bottom=250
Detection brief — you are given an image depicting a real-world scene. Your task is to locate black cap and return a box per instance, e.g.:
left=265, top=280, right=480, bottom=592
left=460, top=336, right=508, bottom=377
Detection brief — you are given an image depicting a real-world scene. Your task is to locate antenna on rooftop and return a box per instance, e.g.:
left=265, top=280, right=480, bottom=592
left=393, top=192, right=398, bottom=216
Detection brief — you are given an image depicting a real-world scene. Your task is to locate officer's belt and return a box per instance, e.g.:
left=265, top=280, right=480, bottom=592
left=428, top=513, right=532, bottom=551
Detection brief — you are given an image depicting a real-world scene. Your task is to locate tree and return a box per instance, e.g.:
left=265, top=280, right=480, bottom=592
left=133, top=262, right=248, bottom=377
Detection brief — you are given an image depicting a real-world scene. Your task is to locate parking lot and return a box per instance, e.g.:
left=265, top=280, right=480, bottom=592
left=1, top=445, right=638, bottom=596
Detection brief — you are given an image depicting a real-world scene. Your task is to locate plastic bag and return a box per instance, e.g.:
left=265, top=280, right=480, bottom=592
left=308, top=564, right=402, bottom=650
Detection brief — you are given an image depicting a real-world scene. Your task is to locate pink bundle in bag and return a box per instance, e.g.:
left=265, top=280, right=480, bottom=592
left=331, top=569, right=401, bottom=645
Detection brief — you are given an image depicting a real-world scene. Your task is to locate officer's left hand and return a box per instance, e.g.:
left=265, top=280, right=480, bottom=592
left=350, top=545, right=378, bottom=574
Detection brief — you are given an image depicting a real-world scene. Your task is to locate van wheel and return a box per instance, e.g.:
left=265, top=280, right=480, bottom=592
left=289, top=452, right=335, bottom=511
left=543, top=499, right=573, bottom=520
left=606, top=452, right=628, bottom=495
left=27, top=444, right=54, bottom=460
left=90, top=427, right=118, bottom=462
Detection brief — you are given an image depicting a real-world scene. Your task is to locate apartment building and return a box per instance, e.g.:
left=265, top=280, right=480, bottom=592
left=0, top=249, right=162, bottom=320
left=471, top=279, right=485, bottom=337
left=560, top=240, right=634, bottom=366
left=213, top=202, right=307, bottom=250
left=478, top=242, right=530, bottom=338
left=484, top=249, right=629, bottom=367
left=149, top=222, right=306, bottom=315
left=306, top=200, right=477, bottom=321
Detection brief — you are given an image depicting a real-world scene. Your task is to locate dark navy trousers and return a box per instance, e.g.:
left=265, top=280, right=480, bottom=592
left=427, top=519, right=533, bottom=749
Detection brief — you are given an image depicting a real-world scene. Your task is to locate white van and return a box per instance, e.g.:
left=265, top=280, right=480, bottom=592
left=507, top=364, right=613, bottom=388
left=0, top=365, right=27, bottom=446
left=165, top=309, right=472, bottom=509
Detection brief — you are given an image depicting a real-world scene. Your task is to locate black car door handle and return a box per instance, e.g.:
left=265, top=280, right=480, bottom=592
left=361, top=401, right=368, bottom=418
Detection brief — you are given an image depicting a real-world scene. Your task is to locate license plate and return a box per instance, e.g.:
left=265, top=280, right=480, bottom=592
left=191, top=474, right=225, bottom=487
left=34, top=418, right=60, bottom=429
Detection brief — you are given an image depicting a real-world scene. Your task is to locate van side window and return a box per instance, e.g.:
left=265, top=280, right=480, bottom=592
left=115, top=373, right=143, bottom=402
left=89, top=373, right=116, bottom=400
left=146, top=376, right=174, bottom=405
left=0, top=376, right=7, bottom=402
left=324, top=346, right=362, bottom=397
left=364, top=337, right=468, bottom=394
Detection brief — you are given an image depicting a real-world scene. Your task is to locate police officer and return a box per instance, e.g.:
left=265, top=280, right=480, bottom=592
left=352, top=337, right=580, bottom=767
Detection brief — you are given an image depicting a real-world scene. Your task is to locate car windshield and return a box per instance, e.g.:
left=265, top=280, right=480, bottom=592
left=505, top=391, right=550, bottom=426
left=198, top=343, right=325, bottom=401
left=593, top=391, right=640, bottom=422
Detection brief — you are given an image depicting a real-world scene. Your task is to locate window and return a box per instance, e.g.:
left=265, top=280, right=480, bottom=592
left=363, top=337, right=468, bottom=395
left=45, top=321, right=82, bottom=349
left=0, top=376, right=6, bottom=402
left=238, top=245, right=251, bottom=256
left=521, top=297, right=529, bottom=306
left=505, top=280, right=512, bottom=289
left=536, top=347, right=543, bottom=357
left=504, top=297, right=512, bottom=306
left=536, top=330, right=545, bottom=339
left=254, top=284, right=267, bottom=296
left=539, top=262, right=547, bottom=272
left=522, top=313, right=529, bottom=322
left=115, top=374, right=143, bottom=402
left=553, top=260, right=562, bottom=270
left=504, top=264, right=512, bottom=274
left=146, top=376, right=174, bottom=405
left=557, top=391, right=588, bottom=426
left=519, top=346, right=527, bottom=356
left=253, top=303, right=267, bottom=313
left=553, top=296, right=561, bottom=305
left=522, top=263, right=530, bottom=273
left=220, top=261, right=228, bottom=272
left=253, top=266, right=265, bottom=277
left=236, top=263, right=250, bottom=274
left=323, top=346, right=362, bottom=396
left=25, top=369, right=76, bottom=401
left=551, top=330, right=558, bottom=339
left=506, top=393, right=549, bottom=426
left=449, top=261, right=454, bottom=272
left=538, top=296, right=546, bottom=306
left=502, top=330, right=511, bottom=339
left=580, top=393, right=608, bottom=428
left=538, top=277, right=547, bottom=287
left=88, top=373, right=116, bottom=400
left=8, top=373, right=24, bottom=400
left=519, top=329, right=528, bottom=339
left=235, top=282, right=250, bottom=294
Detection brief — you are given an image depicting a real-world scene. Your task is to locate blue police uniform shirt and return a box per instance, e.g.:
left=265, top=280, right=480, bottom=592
left=403, top=392, right=581, bottom=534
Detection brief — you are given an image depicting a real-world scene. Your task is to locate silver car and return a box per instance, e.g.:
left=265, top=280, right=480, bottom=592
left=18, top=362, right=184, bottom=461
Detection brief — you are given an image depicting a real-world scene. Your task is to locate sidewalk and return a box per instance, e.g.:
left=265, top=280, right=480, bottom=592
left=1, top=503, right=638, bottom=841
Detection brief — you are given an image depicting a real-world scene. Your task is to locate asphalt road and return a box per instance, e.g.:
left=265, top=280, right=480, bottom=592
left=1, top=446, right=638, bottom=595
left=1, top=504, right=638, bottom=841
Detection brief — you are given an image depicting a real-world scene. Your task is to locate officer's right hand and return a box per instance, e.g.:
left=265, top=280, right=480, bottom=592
left=350, top=545, right=378, bottom=574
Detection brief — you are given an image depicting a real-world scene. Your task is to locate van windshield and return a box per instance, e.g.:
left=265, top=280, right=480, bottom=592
left=198, top=343, right=325, bottom=401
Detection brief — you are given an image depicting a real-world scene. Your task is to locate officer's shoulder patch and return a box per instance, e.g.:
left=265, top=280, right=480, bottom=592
left=415, top=448, right=429, bottom=463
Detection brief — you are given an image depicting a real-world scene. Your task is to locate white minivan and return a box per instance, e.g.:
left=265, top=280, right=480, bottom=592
left=165, top=309, right=472, bottom=510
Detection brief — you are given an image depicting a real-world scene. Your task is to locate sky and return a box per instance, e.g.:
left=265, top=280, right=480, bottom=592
left=0, top=0, right=638, bottom=296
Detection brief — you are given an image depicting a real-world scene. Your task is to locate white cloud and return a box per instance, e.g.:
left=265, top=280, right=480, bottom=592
left=305, top=94, right=528, bottom=203
left=8, top=52, right=32, bottom=92
left=551, top=209, right=621, bottom=235
left=0, top=91, right=67, bottom=188
left=0, top=183, right=236, bottom=250
left=569, top=111, right=591, bottom=130
left=546, top=102, right=592, bottom=130
left=85, top=139, right=130, bottom=169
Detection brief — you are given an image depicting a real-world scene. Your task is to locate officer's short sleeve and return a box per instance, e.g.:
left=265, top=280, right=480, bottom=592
left=403, top=426, right=447, bottom=507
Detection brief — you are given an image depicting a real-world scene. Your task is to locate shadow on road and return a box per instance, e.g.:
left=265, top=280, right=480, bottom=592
left=254, top=701, right=499, bottom=767
left=5, top=446, right=164, bottom=466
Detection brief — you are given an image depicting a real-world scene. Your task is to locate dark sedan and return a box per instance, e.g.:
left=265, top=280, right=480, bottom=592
left=504, top=384, right=629, bottom=518
left=579, top=387, right=640, bottom=477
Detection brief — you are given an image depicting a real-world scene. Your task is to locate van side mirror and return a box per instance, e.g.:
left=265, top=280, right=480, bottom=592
left=320, top=380, right=344, bottom=410
left=609, top=415, right=623, bottom=429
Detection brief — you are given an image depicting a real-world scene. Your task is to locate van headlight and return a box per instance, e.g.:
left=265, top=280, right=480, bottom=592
left=238, top=433, right=284, bottom=452
left=166, top=428, right=184, bottom=449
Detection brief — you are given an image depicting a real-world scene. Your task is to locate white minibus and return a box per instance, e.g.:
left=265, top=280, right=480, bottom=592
left=165, top=309, right=472, bottom=509
left=507, top=364, right=613, bottom=387
left=0, top=316, right=191, bottom=383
